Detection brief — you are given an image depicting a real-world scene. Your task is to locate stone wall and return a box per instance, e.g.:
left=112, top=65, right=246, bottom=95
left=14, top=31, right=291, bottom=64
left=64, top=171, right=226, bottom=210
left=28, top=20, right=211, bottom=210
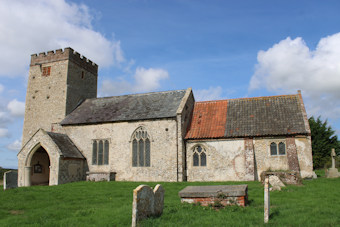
left=253, top=137, right=290, bottom=179
left=63, top=118, right=180, bottom=182
left=176, top=88, right=195, bottom=181
left=59, top=158, right=86, bottom=184
left=254, top=136, right=313, bottom=179
left=186, top=139, right=248, bottom=181
left=295, top=136, right=313, bottom=178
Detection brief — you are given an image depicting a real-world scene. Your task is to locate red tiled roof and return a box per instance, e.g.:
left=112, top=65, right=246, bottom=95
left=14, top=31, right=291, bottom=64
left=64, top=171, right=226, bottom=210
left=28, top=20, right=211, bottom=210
left=185, top=100, right=228, bottom=139
left=185, top=93, right=309, bottom=140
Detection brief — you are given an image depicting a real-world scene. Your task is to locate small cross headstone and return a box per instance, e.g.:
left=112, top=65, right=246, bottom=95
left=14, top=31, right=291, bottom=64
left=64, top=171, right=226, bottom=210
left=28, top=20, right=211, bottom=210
left=131, top=184, right=164, bottom=227
left=331, top=148, right=336, bottom=168
left=326, top=148, right=339, bottom=178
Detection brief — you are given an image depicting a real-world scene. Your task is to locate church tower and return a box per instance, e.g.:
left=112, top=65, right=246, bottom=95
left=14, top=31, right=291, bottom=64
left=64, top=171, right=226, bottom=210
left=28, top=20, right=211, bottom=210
left=22, top=47, right=98, bottom=145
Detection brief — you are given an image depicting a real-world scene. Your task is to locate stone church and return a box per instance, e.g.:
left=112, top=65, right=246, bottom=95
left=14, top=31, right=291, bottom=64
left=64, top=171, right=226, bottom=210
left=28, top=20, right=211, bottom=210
left=17, top=48, right=313, bottom=186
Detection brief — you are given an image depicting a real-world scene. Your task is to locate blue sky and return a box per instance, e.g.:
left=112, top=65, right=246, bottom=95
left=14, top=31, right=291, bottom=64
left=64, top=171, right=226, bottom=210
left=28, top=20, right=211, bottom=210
left=1, top=0, right=340, bottom=168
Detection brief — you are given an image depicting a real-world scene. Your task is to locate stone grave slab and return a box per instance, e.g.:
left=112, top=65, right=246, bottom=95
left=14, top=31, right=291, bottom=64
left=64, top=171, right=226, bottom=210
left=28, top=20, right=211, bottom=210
left=178, top=185, right=248, bottom=207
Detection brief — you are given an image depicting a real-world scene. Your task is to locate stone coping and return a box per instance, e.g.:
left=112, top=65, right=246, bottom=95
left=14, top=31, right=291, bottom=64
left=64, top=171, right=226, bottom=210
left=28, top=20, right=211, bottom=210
left=178, top=185, right=248, bottom=198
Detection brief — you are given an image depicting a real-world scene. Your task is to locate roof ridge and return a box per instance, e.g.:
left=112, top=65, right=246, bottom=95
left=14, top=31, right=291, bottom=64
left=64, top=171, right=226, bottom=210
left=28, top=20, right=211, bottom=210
left=227, top=94, right=298, bottom=101
left=88, top=89, right=187, bottom=101
left=196, top=94, right=299, bottom=104
left=196, top=99, right=229, bottom=104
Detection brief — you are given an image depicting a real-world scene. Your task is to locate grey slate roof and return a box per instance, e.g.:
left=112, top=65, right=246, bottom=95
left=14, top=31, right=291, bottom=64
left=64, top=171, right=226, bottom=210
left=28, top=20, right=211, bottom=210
left=47, top=132, right=84, bottom=159
left=224, top=95, right=308, bottom=137
left=61, top=90, right=186, bottom=125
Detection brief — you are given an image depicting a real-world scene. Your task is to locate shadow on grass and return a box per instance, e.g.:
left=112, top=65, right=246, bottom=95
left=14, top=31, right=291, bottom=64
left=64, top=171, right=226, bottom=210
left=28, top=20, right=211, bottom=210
left=269, top=209, right=280, bottom=219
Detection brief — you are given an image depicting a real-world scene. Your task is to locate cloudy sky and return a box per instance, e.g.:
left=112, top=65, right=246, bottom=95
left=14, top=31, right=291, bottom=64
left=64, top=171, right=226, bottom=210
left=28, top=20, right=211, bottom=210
left=1, top=0, right=340, bottom=168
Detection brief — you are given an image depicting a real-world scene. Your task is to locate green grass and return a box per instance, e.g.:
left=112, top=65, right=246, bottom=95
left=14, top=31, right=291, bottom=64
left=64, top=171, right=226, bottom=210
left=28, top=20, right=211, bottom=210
left=0, top=174, right=339, bottom=226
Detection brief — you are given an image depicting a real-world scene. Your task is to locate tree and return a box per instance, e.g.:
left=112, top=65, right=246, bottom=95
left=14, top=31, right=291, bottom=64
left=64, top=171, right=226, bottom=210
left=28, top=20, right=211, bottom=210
left=309, top=116, right=340, bottom=169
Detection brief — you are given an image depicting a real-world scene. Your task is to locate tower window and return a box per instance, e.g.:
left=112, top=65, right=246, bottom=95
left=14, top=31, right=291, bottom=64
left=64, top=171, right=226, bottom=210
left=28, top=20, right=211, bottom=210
left=42, top=66, right=51, bottom=76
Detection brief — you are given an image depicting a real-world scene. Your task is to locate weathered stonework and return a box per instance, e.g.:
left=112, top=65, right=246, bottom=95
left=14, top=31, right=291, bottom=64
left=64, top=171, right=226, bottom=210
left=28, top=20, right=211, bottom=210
left=63, top=119, right=181, bottom=182
left=22, top=48, right=97, bottom=146
left=18, top=129, right=85, bottom=187
left=186, top=139, right=247, bottom=181
left=179, top=185, right=248, bottom=207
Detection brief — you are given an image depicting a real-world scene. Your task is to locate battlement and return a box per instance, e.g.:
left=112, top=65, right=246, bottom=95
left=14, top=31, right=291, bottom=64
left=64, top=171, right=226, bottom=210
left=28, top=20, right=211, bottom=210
left=30, top=47, right=98, bottom=75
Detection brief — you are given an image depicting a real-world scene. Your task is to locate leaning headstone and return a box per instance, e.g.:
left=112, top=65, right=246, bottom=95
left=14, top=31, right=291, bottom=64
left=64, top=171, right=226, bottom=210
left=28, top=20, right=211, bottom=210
left=3, top=171, right=18, bottom=190
left=131, top=184, right=164, bottom=227
left=153, top=184, right=165, bottom=216
left=264, top=175, right=270, bottom=223
left=326, top=148, right=339, bottom=178
left=269, top=175, right=285, bottom=191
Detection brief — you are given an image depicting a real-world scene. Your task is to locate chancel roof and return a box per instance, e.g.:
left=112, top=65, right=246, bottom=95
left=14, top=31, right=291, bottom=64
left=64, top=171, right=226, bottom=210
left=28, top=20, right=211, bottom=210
left=185, top=94, right=309, bottom=139
left=47, top=132, right=84, bottom=159
left=61, top=89, right=187, bottom=125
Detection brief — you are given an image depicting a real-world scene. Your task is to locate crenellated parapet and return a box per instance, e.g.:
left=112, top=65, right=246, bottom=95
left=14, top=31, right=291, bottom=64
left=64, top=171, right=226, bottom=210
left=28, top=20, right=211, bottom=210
left=30, top=47, right=98, bottom=75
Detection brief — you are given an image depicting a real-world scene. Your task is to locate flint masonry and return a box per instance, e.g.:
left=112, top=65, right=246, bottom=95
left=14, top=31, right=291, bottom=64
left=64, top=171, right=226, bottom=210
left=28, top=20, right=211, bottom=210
left=17, top=48, right=313, bottom=186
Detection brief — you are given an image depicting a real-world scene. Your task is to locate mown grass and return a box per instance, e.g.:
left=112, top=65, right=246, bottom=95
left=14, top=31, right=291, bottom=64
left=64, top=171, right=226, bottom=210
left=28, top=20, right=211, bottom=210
left=0, top=173, right=339, bottom=226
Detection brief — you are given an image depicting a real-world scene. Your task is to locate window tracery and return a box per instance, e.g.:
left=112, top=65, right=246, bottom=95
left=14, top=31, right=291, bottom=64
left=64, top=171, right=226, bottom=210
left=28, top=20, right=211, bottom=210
left=132, top=127, right=151, bottom=167
left=193, top=145, right=207, bottom=167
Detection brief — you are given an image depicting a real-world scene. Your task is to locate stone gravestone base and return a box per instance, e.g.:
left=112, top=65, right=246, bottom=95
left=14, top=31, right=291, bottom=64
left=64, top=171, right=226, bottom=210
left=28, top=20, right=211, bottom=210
left=131, top=184, right=164, bottom=227
left=178, top=185, right=248, bottom=207
left=3, top=171, right=18, bottom=190
left=326, top=168, right=340, bottom=178
left=86, top=172, right=116, bottom=182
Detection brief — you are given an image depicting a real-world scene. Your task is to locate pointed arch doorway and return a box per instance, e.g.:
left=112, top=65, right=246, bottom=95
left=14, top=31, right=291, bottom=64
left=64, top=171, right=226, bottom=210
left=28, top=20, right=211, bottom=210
left=30, top=146, right=50, bottom=185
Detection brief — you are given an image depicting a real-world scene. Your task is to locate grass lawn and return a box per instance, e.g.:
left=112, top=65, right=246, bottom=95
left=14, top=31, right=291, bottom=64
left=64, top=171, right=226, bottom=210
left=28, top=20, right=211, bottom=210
left=0, top=172, right=339, bottom=226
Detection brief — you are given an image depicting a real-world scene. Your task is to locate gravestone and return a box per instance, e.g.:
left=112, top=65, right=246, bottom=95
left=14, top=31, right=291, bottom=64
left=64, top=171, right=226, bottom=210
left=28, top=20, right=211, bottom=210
left=3, top=171, right=18, bottom=190
left=264, top=175, right=270, bottom=223
left=178, top=185, right=248, bottom=207
left=131, top=184, right=164, bottom=227
left=269, top=175, right=285, bottom=191
left=326, top=149, right=339, bottom=178
left=153, top=184, right=165, bottom=216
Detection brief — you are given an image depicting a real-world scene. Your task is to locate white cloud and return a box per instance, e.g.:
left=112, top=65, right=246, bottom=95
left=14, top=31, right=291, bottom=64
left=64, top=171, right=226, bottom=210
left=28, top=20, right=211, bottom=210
left=7, top=99, right=25, bottom=117
left=0, top=112, right=11, bottom=127
left=133, top=67, right=169, bottom=92
left=0, top=128, right=9, bottom=138
left=0, top=84, right=3, bottom=93
left=101, top=67, right=169, bottom=96
left=0, top=0, right=124, bottom=77
left=195, top=86, right=223, bottom=101
left=7, top=139, right=22, bottom=152
left=249, top=33, right=340, bottom=120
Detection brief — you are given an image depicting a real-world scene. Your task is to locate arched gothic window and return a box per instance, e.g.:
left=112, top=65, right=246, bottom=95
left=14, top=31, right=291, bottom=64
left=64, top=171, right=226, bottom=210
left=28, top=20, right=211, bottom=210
left=193, top=145, right=207, bottom=167
left=132, top=127, right=151, bottom=167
